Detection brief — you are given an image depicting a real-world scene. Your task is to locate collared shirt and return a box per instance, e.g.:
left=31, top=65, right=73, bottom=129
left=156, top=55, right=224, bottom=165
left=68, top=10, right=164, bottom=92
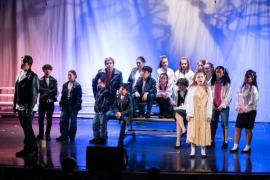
left=17, top=70, right=27, bottom=82
left=45, top=77, right=50, bottom=87
left=67, top=82, right=74, bottom=98
left=133, top=70, right=141, bottom=88
left=237, top=84, right=258, bottom=112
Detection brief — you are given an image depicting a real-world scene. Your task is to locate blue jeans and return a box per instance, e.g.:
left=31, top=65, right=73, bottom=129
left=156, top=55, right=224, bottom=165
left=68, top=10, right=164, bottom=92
left=106, top=110, right=127, bottom=143
left=18, top=110, right=37, bottom=151
left=211, top=107, right=230, bottom=129
left=92, top=113, right=107, bottom=139
left=60, top=102, right=78, bottom=139
left=132, top=93, right=155, bottom=114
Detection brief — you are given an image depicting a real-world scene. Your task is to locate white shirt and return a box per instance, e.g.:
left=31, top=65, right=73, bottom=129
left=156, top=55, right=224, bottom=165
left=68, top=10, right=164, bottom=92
left=236, top=84, right=258, bottom=112
left=133, top=70, right=141, bottom=88
left=17, top=70, right=27, bottom=82
left=68, top=82, right=73, bottom=98
left=174, top=69, right=195, bottom=86
left=45, top=77, right=50, bottom=87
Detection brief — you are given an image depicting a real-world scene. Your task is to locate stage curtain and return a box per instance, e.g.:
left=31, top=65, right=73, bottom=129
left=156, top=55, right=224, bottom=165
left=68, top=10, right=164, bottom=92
left=0, top=0, right=269, bottom=121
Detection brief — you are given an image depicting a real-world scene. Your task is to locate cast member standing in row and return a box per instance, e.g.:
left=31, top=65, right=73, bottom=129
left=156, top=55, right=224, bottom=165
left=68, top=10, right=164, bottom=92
left=37, top=64, right=58, bottom=141
left=13, top=55, right=39, bottom=157
left=57, top=70, right=82, bottom=142
left=204, top=62, right=215, bottom=85
left=230, top=70, right=258, bottom=153
left=89, top=77, right=110, bottom=144
left=186, top=71, right=213, bottom=158
left=210, top=66, right=232, bottom=149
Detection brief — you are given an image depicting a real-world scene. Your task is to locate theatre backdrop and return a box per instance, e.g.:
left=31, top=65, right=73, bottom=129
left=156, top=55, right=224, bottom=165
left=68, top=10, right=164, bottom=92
left=0, top=0, right=269, bottom=121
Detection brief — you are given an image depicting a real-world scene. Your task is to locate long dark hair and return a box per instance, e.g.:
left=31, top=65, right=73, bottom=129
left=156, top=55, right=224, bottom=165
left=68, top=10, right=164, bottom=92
left=159, top=73, right=168, bottom=90
left=211, top=66, right=231, bottom=86
left=159, top=55, right=167, bottom=68
left=242, top=69, right=258, bottom=90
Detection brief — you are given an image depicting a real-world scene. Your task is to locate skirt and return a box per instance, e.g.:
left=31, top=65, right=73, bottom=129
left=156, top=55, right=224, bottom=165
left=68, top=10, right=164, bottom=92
left=236, top=110, right=257, bottom=129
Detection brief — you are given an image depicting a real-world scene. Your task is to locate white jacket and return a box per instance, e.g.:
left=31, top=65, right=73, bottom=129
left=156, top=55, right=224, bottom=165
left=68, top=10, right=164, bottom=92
left=186, top=86, right=213, bottom=119
left=211, top=83, right=232, bottom=108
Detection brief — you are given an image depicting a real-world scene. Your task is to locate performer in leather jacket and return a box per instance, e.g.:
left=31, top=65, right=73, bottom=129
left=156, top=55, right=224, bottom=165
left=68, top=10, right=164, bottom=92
left=13, top=55, right=39, bottom=158
left=56, top=70, right=82, bottom=142
left=36, top=64, right=58, bottom=141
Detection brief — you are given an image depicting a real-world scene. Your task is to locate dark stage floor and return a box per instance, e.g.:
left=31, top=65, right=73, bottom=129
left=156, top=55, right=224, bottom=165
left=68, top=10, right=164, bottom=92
left=0, top=118, right=270, bottom=176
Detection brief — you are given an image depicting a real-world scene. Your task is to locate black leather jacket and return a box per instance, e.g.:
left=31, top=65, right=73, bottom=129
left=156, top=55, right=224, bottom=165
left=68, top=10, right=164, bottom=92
left=113, top=93, right=133, bottom=123
left=94, top=88, right=110, bottom=113
left=59, top=81, right=82, bottom=111
left=39, top=76, right=58, bottom=104
left=13, top=70, right=39, bottom=111
left=92, top=68, right=123, bottom=99
left=133, top=76, right=157, bottom=95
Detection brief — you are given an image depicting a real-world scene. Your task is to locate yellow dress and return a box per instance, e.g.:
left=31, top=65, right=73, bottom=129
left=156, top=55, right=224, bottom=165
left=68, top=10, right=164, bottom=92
left=187, top=86, right=211, bottom=146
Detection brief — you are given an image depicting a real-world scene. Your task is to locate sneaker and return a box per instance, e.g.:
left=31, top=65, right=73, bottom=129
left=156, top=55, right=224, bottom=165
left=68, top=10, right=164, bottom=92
left=221, top=142, right=228, bottom=149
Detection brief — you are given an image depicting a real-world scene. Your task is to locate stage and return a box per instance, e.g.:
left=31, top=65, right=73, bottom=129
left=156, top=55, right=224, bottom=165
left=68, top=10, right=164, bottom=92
left=0, top=118, right=270, bottom=179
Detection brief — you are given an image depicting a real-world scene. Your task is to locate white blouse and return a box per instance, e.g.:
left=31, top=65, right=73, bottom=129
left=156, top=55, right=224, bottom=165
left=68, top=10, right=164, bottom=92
left=236, top=84, right=258, bottom=112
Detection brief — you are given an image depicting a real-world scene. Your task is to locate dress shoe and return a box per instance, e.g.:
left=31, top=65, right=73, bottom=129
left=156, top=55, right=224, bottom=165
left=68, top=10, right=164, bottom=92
left=190, top=154, right=195, bottom=158
left=118, top=140, right=124, bottom=147
left=201, top=154, right=207, bottom=158
left=144, top=112, right=150, bottom=118
left=230, top=148, right=239, bottom=153
left=89, top=138, right=99, bottom=144
left=16, top=149, right=37, bottom=158
left=241, top=148, right=251, bottom=153
left=56, top=136, right=68, bottom=142
left=45, top=136, right=51, bottom=141
left=36, top=134, right=44, bottom=141
left=16, top=149, right=27, bottom=157
left=221, top=142, right=228, bottom=150
left=96, top=138, right=106, bottom=144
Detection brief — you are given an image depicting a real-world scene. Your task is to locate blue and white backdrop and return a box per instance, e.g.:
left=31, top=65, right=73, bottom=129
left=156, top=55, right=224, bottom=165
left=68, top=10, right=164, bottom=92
left=0, top=0, right=269, bottom=121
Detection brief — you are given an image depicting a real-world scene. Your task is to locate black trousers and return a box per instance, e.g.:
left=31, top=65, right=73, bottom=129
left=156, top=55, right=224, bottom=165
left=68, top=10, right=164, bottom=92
left=18, top=110, right=37, bottom=152
left=38, top=102, right=54, bottom=137
left=156, top=97, right=172, bottom=116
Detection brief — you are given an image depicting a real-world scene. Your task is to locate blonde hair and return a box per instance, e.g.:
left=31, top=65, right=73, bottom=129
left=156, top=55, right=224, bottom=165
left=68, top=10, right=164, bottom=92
left=190, top=71, right=209, bottom=94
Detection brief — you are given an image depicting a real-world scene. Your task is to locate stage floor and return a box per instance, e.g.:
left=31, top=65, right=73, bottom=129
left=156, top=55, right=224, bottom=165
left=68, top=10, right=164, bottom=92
left=0, top=118, right=270, bottom=175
